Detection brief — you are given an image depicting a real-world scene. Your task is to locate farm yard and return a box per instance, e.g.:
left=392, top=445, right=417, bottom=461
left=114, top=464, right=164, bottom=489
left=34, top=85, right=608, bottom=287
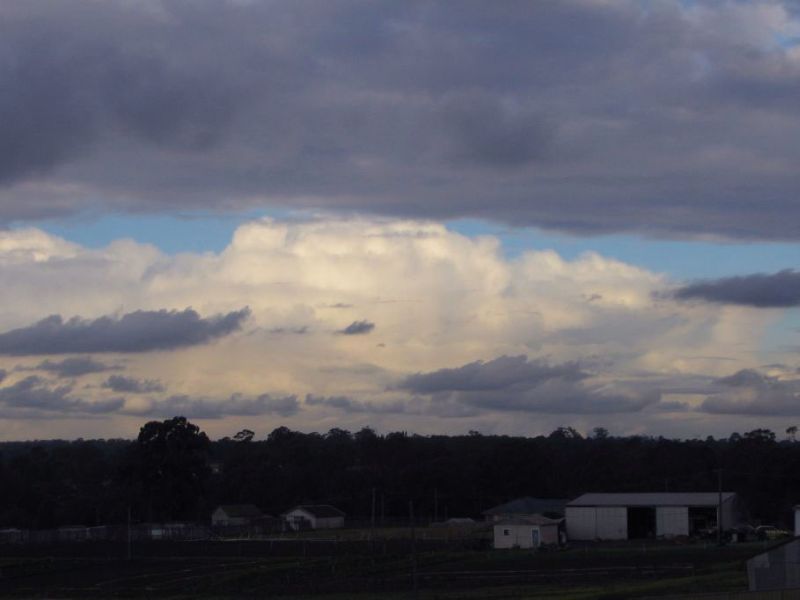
left=0, top=534, right=762, bottom=598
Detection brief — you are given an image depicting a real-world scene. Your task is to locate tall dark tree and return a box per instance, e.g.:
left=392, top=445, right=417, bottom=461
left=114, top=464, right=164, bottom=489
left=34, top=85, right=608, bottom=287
left=128, top=416, right=210, bottom=522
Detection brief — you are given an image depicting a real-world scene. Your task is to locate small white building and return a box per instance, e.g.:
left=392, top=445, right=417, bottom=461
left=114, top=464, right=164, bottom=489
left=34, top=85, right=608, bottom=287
left=566, top=492, right=739, bottom=541
left=283, top=504, right=345, bottom=530
left=493, top=515, right=563, bottom=549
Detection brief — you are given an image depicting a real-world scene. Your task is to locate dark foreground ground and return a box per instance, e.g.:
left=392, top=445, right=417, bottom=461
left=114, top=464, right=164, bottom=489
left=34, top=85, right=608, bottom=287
left=0, top=538, right=765, bottom=599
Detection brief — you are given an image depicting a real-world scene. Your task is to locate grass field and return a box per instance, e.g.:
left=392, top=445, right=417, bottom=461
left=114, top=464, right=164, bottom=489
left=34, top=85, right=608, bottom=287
left=0, top=538, right=763, bottom=598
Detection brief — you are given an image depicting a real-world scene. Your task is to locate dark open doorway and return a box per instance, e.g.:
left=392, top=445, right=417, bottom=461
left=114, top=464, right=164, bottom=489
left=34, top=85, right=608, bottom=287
left=689, top=506, right=717, bottom=536
left=628, top=506, right=656, bottom=539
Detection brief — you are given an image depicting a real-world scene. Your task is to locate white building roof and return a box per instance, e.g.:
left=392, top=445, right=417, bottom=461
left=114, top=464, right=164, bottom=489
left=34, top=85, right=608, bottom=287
left=567, top=492, right=736, bottom=507
left=494, top=514, right=564, bottom=527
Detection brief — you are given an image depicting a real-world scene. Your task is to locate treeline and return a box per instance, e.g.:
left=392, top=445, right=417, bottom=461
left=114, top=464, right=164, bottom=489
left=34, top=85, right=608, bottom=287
left=0, top=419, right=798, bottom=529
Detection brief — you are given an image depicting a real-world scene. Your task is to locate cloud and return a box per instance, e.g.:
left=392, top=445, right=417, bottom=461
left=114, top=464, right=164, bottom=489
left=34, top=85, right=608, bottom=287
left=30, top=356, right=121, bottom=377
left=400, top=355, right=586, bottom=394
left=698, top=369, right=800, bottom=415
left=0, top=220, right=786, bottom=437
left=400, top=355, right=660, bottom=415
left=102, top=374, right=164, bottom=394
left=338, top=320, right=375, bottom=335
left=133, top=393, right=300, bottom=419
left=3, top=2, right=800, bottom=239
left=672, top=270, right=800, bottom=307
left=0, top=375, right=123, bottom=415
left=305, top=394, right=414, bottom=415
left=0, top=307, right=250, bottom=355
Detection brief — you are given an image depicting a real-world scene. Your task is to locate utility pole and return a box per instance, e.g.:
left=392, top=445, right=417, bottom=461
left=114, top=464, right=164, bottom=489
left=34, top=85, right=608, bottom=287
left=716, top=468, right=724, bottom=546
left=410, top=500, right=418, bottom=596
left=371, top=487, right=376, bottom=531
left=126, top=505, right=132, bottom=561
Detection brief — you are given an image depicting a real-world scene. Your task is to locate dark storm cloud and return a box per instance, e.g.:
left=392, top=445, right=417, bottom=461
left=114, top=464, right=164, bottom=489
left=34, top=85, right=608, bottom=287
left=4, top=1, right=800, bottom=239
left=400, top=355, right=659, bottom=414
left=31, top=356, right=121, bottom=377
left=673, top=270, right=800, bottom=308
left=0, top=375, right=123, bottom=415
left=102, top=374, right=164, bottom=394
left=0, top=307, right=250, bottom=355
left=137, top=393, right=300, bottom=419
left=338, top=320, right=375, bottom=335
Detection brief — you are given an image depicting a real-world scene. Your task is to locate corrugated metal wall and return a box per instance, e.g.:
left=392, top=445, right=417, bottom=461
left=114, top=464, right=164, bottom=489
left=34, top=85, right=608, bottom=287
left=596, top=507, right=627, bottom=540
left=566, top=506, right=627, bottom=540
left=656, top=506, right=689, bottom=537
left=565, top=507, right=596, bottom=540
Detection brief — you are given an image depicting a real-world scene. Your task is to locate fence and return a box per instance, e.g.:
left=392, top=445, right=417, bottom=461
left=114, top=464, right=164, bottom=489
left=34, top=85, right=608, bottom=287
left=645, top=590, right=800, bottom=600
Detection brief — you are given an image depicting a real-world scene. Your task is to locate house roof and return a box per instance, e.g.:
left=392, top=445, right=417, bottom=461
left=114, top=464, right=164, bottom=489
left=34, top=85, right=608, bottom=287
left=494, top=514, right=564, bottom=527
left=216, top=504, right=264, bottom=518
left=289, top=504, right=345, bottom=518
left=567, top=492, right=736, bottom=507
left=483, top=497, right=568, bottom=516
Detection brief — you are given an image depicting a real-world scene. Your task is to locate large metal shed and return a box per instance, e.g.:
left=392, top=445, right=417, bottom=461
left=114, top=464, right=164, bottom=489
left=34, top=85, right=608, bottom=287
left=566, top=492, right=738, bottom=540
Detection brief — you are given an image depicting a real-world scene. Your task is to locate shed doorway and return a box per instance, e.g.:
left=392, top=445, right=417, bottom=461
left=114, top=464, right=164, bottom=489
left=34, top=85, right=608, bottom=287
left=627, top=507, right=656, bottom=539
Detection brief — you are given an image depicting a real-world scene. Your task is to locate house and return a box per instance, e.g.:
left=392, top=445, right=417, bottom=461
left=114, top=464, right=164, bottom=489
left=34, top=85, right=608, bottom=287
left=283, top=505, right=345, bottom=530
left=493, top=514, right=564, bottom=549
left=212, top=504, right=265, bottom=527
left=747, top=537, right=800, bottom=591
left=483, top=497, right=568, bottom=522
left=566, top=492, right=740, bottom=541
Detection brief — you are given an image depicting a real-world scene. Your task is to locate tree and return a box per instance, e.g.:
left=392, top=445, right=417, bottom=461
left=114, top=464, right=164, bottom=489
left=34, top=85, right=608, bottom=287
left=233, top=429, right=254, bottom=443
left=787, top=425, right=798, bottom=442
left=743, top=429, right=776, bottom=444
left=549, top=426, right=583, bottom=440
left=591, top=427, right=610, bottom=439
left=130, top=416, right=210, bottom=521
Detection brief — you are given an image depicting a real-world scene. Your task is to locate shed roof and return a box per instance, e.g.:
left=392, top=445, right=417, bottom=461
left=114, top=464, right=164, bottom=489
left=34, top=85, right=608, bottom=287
left=567, top=492, right=736, bottom=507
left=494, top=514, right=564, bottom=527
left=216, top=504, right=264, bottom=518
left=289, top=504, right=345, bottom=518
left=483, top=497, right=568, bottom=516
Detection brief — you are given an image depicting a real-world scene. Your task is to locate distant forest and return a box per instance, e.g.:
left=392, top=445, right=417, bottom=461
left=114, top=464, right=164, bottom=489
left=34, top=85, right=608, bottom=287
left=1, top=417, right=799, bottom=530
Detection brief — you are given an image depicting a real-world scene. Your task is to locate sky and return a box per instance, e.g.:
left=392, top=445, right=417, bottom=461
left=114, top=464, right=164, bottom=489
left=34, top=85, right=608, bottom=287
left=1, top=0, right=799, bottom=441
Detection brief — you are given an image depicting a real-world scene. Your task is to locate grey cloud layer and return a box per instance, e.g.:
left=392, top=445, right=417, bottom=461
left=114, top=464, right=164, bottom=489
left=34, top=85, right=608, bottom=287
left=401, top=355, right=586, bottom=394
left=103, top=374, right=164, bottom=394
left=0, top=308, right=249, bottom=355
left=4, top=1, right=800, bottom=239
left=31, top=357, right=121, bottom=377
left=305, top=394, right=412, bottom=415
left=673, top=270, right=800, bottom=307
left=699, top=369, right=800, bottom=416
left=138, top=393, right=300, bottom=419
left=0, top=376, right=123, bottom=415
left=399, top=355, right=659, bottom=414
